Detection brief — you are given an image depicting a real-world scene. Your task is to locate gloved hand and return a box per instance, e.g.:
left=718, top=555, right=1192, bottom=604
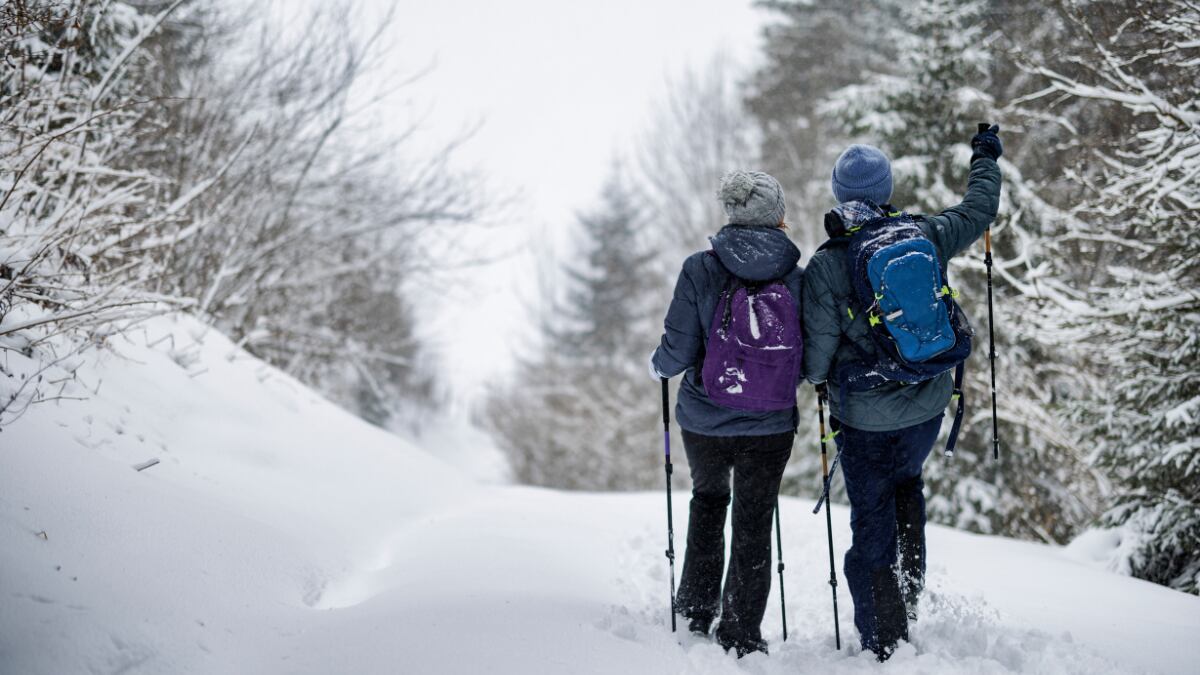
left=648, top=350, right=665, bottom=381
left=814, top=381, right=829, bottom=401
left=970, top=123, right=1002, bottom=162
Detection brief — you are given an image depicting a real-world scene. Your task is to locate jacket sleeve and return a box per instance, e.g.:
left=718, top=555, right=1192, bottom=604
left=652, top=257, right=704, bottom=378
left=921, top=157, right=1002, bottom=265
left=802, top=257, right=840, bottom=385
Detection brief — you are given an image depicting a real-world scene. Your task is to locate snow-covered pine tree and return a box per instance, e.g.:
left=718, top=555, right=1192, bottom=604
left=1015, top=0, right=1200, bottom=593
left=817, top=0, right=1101, bottom=542
left=553, top=177, right=659, bottom=367
left=747, top=0, right=903, bottom=254
left=485, top=172, right=665, bottom=490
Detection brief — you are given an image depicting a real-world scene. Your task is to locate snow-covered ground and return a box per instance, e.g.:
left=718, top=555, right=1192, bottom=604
left=2, top=316, right=1197, bottom=674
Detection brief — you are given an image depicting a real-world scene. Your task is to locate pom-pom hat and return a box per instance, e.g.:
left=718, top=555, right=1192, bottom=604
left=718, top=170, right=787, bottom=227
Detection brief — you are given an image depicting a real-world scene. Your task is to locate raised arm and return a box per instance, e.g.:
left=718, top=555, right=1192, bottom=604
left=921, top=125, right=1003, bottom=264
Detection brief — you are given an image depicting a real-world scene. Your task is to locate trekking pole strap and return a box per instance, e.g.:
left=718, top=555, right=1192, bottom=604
left=812, top=383, right=846, bottom=514
left=812, top=446, right=846, bottom=514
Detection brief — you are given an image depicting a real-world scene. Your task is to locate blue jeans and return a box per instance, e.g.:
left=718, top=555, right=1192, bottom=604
left=832, top=413, right=943, bottom=657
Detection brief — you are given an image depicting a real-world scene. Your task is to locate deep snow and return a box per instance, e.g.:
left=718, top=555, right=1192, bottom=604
left=2, top=315, right=1198, bottom=674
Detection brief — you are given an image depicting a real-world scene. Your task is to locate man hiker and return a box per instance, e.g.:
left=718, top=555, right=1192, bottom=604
left=650, top=170, right=804, bottom=657
left=801, top=126, right=1002, bottom=660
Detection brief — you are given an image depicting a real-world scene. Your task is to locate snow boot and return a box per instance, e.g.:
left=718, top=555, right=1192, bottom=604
left=686, top=613, right=714, bottom=637
left=716, top=630, right=767, bottom=658
left=869, top=567, right=909, bottom=661
left=896, top=475, right=926, bottom=622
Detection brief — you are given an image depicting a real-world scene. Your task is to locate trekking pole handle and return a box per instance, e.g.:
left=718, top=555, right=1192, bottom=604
left=978, top=122, right=991, bottom=134
left=661, top=377, right=670, bottom=429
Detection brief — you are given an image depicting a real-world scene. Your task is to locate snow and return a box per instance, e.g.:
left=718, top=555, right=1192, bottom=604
left=3, top=314, right=1199, bottom=674
left=748, top=294, right=761, bottom=340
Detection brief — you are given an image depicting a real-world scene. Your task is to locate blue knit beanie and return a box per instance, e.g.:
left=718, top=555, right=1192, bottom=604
left=831, top=144, right=893, bottom=205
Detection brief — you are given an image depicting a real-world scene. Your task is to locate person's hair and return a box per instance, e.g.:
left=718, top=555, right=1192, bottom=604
left=777, top=220, right=788, bottom=230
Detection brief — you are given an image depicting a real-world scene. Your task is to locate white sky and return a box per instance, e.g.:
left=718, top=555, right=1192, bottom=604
left=358, top=0, right=768, bottom=404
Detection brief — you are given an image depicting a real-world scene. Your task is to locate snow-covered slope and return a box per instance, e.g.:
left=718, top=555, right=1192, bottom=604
left=2, top=316, right=1197, bottom=674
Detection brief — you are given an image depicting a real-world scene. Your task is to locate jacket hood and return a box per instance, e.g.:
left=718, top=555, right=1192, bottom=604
left=826, top=200, right=886, bottom=237
left=709, top=224, right=801, bottom=282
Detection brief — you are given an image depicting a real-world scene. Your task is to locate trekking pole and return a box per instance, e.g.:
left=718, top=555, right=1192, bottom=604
left=774, top=500, right=788, bottom=641
left=661, top=377, right=677, bottom=632
left=817, top=389, right=842, bottom=650
left=980, top=122, right=1000, bottom=461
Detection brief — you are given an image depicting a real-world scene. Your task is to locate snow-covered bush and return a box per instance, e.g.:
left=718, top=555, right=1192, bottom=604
left=1, top=0, right=201, bottom=423
left=1, top=1, right=475, bottom=429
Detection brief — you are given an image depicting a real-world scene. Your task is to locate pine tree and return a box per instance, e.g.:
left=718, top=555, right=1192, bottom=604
left=485, top=172, right=665, bottom=490
left=554, top=177, right=658, bottom=367
left=1018, top=0, right=1200, bottom=593
left=746, top=0, right=903, bottom=253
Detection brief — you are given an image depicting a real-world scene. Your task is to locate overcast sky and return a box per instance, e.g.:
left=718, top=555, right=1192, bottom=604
left=358, top=1, right=769, bottom=405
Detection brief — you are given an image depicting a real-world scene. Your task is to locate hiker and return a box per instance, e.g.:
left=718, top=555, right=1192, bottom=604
left=802, top=127, right=1002, bottom=660
left=649, top=170, right=804, bottom=657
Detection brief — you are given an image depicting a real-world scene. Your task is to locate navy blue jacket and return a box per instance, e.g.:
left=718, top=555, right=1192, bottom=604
left=652, top=225, right=804, bottom=436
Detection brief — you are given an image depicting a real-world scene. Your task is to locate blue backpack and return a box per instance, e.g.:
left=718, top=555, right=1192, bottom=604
left=823, top=208, right=974, bottom=454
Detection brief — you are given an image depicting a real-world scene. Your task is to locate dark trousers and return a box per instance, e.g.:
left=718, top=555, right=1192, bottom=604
left=833, top=413, right=942, bottom=657
left=674, top=429, right=793, bottom=649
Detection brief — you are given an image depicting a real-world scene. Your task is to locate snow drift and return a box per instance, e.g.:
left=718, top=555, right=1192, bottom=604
left=1, top=315, right=1197, bottom=674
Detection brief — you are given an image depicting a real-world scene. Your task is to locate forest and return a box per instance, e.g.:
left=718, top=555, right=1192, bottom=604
left=483, top=0, right=1200, bottom=596
left=2, top=0, right=1197, bottom=600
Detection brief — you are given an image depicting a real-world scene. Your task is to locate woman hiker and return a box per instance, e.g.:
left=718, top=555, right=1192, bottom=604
left=649, top=170, right=805, bottom=657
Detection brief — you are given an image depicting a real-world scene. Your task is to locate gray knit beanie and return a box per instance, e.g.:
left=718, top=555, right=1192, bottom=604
left=831, top=144, right=893, bottom=205
left=718, top=170, right=787, bottom=227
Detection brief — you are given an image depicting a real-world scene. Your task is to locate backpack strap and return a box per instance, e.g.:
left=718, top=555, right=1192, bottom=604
left=944, top=361, right=967, bottom=458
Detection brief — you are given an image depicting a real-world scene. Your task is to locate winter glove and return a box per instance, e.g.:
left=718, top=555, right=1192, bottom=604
left=970, top=123, right=1003, bottom=162
left=648, top=350, right=665, bottom=381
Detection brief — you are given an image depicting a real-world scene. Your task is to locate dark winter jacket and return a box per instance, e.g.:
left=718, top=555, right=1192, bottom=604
left=802, top=157, right=1002, bottom=431
left=653, top=225, right=804, bottom=436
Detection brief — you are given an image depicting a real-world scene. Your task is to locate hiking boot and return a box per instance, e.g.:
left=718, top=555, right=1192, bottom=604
left=716, top=630, right=768, bottom=658
left=686, top=613, right=714, bottom=637
left=873, top=640, right=899, bottom=663
left=904, top=592, right=920, bottom=622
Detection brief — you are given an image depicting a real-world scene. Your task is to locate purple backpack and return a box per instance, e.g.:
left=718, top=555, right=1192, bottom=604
left=701, top=266, right=803, bottom=412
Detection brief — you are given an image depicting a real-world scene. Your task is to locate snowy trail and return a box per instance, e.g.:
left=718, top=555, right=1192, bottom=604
left=2, top=315, right=1198, bottom=674
left=285, top=486, right=1193, bottom=675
